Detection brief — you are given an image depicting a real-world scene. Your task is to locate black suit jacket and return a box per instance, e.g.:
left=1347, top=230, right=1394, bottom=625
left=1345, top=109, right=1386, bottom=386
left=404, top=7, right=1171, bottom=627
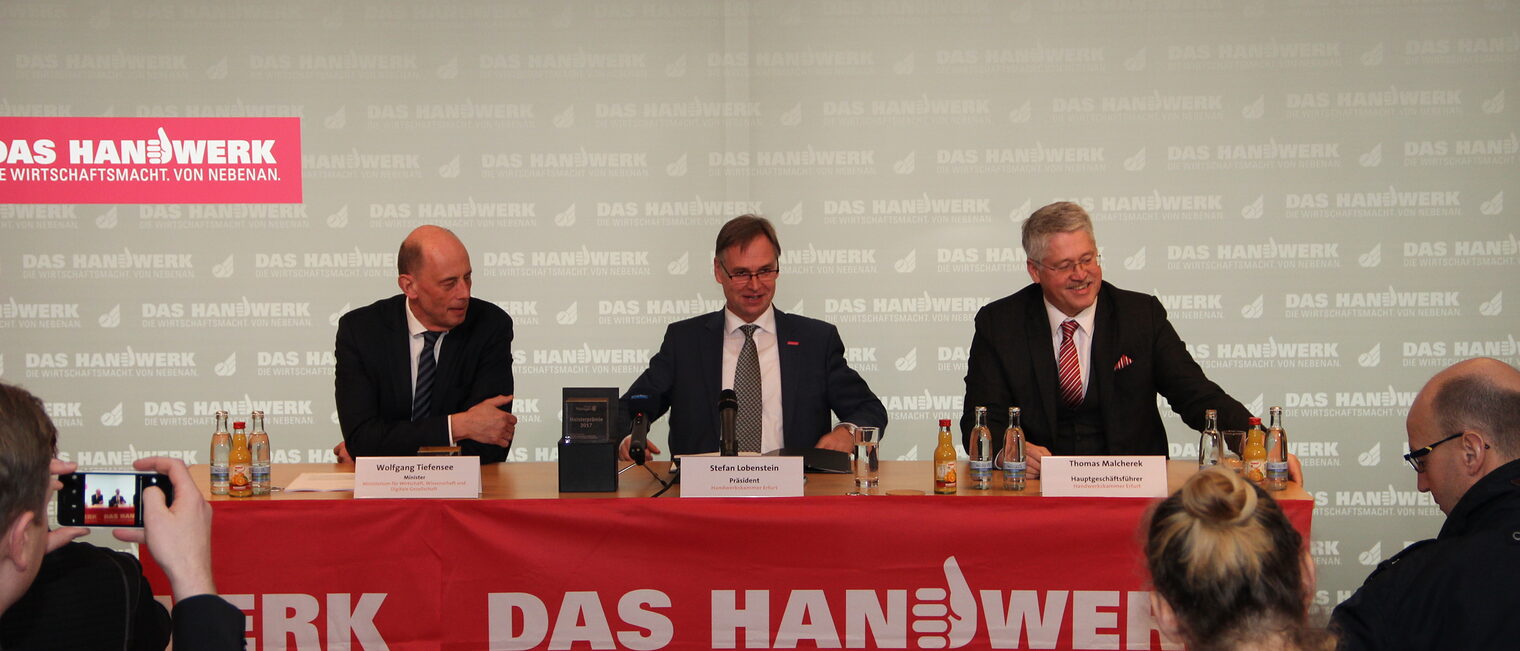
left=335, top=294, right=514, bottom=462
left=171, top=595, right=246, bottom=650
left=960, top=281, right=1250, bottom=456
left=624, top=309, right=887, bottom=457
left=0, top=542, right=170, bottom=651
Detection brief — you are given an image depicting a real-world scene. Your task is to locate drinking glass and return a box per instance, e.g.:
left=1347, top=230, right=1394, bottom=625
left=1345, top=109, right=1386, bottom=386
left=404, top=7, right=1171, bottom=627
left=1220, top=430, right=1246, bottom=475
left=853, top=426, right=881, bottom=493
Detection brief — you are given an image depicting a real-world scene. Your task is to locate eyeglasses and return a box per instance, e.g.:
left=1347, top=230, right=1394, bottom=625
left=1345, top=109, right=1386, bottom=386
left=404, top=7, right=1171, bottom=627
left=1404, top=432, right=1463, bottom=473
left=1033, top=253, right=1101, bottom=275
left=719, top=261, right=780, bottom=284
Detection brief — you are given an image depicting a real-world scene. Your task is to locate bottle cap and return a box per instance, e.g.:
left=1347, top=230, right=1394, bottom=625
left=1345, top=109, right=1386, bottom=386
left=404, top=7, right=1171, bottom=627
left=233, top=421, right=247, bottom=429
left=1248, top=417, right=1262, bottom=425
left=938, top=419, right=951, bottom=427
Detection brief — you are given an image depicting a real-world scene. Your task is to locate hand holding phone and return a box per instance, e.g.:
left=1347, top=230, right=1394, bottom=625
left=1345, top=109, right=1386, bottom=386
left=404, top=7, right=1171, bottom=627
left=112, top=457, right=217, bottom=600
left=56, top=471, right=173, bottom=527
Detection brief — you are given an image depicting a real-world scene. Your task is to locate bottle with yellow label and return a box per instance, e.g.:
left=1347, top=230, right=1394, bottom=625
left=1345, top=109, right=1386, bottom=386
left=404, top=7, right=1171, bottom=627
left=229, top=421, right=252, bottom=498
left=1243, top=416, right=1268, bottom=484
left=934, top=419, right=958, bottom=495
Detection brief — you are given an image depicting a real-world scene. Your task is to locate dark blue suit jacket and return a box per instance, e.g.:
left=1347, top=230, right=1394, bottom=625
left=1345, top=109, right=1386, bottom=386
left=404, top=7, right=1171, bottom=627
left=624, top=309, right=887, bottom=457
left=335, top=294, right=514, bottom=462
left=960, top=281, right=1250, bottom=456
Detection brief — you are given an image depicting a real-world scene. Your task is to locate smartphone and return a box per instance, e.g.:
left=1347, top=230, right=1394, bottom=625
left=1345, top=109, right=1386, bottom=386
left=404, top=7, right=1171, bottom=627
left=56, top=472, right=173, bottom=527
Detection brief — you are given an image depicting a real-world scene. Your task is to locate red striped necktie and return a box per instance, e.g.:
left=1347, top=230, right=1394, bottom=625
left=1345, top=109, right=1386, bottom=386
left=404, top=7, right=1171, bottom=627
left=1058, top=319, right=1083, bottom=407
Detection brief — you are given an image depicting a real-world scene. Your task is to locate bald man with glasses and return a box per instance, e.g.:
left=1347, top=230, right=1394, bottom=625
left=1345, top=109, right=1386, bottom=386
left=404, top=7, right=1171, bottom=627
left=1332, top=357, right=1520, bottom=650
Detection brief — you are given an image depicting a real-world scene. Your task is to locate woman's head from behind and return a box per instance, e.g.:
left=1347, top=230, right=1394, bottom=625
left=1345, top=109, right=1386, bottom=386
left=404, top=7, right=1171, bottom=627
left=1145, top=468, right=1317, bottom=650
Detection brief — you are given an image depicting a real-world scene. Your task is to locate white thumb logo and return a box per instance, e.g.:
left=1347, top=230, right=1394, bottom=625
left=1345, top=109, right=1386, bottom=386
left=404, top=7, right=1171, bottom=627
left=148, top=127, right=173, bottom=164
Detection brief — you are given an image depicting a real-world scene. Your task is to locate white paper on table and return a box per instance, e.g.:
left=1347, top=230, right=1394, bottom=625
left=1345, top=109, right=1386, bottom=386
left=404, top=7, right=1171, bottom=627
left=282, top=472, right=356, bottom=492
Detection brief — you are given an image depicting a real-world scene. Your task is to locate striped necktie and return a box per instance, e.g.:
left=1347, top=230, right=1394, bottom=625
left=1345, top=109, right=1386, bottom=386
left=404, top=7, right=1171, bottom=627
left=412, top=330, right=443, bottom=420
left=1058, top=319, right=1084, bottom=407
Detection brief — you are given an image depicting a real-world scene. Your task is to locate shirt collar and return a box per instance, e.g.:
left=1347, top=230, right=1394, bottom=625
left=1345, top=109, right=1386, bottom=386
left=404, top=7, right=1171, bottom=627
left=404, top=299, right=429, bottom=338
left=1044, top=294, right=1098, bottom=337
left=724, top=304, right=777, bottom=336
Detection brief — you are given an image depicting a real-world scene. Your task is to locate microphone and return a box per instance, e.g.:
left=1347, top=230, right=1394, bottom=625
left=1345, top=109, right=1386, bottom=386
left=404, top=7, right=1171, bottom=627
left=627, top=394, right=652, bottom=466
left=718, top=389, right=739, bottom=456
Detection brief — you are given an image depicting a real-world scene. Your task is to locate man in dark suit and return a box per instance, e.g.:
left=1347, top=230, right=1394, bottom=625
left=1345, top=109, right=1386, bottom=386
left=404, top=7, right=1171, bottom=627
left=620, top=215, right=887, bottom=459
left=335, top=225, right=516, bottom=462
left=1332, top=358, right=1520, bottom=650
left=962, top=202, right=1282, bottom=478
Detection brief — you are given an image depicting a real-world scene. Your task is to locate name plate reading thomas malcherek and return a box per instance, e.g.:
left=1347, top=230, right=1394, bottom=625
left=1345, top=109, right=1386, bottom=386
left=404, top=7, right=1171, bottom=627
left=1039, top=456, right=1167, bottom=498
left=354, top=456, right=480, bottom=499
left=678, top=456, right=804, bottom=497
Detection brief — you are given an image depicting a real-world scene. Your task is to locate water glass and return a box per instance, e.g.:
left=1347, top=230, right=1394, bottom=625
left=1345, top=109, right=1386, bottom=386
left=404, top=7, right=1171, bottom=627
left=853, top=426, right=881, bottom=492
left=1220, top=430, right=1246, bottom=475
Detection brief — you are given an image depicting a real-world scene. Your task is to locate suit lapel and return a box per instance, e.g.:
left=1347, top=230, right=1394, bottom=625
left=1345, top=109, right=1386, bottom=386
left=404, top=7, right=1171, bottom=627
left=1024, top=297, right=1060, bottom=437
left=433, top=315, right=466, bottom=412
left=1090, top=284, right=1120, bottom=441
left=388, top=297, right=414, bottom=417
left=774, top=310, right=801, bottom=444
left=700, top=311, right=724, bottom=433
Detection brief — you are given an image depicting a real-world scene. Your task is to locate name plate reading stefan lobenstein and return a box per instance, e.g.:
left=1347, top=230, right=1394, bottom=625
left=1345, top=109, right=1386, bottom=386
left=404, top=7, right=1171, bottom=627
left=354, top=456, right=480, bottom=499
left=563, top=387, right=619, bottom=443
left=1039, top=456, right=1168, bottom=498
left=679, top=455, right=804, bottom=497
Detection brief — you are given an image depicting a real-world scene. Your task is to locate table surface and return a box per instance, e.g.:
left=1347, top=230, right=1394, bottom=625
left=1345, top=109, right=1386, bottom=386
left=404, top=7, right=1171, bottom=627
left=197, top=459, right=1312, bottom=501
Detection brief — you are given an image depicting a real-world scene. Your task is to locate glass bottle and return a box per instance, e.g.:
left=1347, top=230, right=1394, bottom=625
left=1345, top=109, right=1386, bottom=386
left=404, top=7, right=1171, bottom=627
left=999, top=407, right=1026, bottom=491
left=1243, top=416, right=1268, bottom=484
left=1265, top=406, right=1289, bottom=491
left=250, top=410, right=271, bottom=495
left=1198, top=409, right=1221, bottom=469
left=209, top=411, right=230, bottom=495
left=968, top=407, right=993, bottom=490
left=933, top=419, right=957, bottom=495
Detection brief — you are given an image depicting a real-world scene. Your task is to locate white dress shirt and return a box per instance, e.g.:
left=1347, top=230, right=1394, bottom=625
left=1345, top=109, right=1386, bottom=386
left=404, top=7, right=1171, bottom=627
left=1044, top=296, right=1098, bottom=401
left=721, top=306, right=784, bottom=453
left=405, top=300, right=453, bottom=443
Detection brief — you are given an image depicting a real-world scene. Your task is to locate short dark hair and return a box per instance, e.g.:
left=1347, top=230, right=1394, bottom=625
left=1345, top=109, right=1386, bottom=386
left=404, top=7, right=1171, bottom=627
left=714, top=214, right=781, bottom=265
left=1434, top=372, right=1520, bottom=458
left=0, top=383, right=56, bottom=533
left=397, top=238, right=422, bottom=276
left=396, top=225, right=462, bottom=276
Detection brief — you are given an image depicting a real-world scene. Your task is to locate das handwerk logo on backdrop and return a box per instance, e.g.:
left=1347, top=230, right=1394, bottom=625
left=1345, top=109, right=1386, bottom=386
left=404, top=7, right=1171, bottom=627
left=0, top=117, right=301, bottom=203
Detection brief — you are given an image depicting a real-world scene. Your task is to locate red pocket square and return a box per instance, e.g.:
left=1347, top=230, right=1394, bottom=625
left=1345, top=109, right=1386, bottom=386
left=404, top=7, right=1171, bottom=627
left=1114, top=355, right=1133, bottom=371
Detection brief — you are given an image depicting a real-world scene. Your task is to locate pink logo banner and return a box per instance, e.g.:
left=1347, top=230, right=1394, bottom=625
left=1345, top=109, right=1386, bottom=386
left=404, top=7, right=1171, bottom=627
left=0, top=117, right=301, bottom=204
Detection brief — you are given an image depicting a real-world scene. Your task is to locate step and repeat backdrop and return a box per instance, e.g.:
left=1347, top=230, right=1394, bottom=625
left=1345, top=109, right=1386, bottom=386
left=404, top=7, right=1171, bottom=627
left=2, top=0, right=1517, bottom=621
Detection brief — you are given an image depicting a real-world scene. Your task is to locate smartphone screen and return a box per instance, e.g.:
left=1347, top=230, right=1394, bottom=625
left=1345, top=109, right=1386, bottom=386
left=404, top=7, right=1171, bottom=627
left=56, top=472, right=173, bottom=527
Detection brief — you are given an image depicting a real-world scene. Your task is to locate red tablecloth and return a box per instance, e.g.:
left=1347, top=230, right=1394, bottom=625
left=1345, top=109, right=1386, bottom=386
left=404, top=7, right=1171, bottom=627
left=144, top=494, right=1312, bottom=650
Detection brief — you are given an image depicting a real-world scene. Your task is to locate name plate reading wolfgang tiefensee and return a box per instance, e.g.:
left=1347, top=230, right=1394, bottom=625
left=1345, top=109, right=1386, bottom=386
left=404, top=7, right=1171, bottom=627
left=678, top=455, right=804, bottom=497
left=1039, top=456, right=1167, bottom=498
left=354, top=456, right=480, bottom=499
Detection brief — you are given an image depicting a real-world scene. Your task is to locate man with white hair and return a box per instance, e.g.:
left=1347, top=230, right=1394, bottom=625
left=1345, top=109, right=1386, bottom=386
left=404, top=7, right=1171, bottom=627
left=961, top=201, right=1288, bottom=478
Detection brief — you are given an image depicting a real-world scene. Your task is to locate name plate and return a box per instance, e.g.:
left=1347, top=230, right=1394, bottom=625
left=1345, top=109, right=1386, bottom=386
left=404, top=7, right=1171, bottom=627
left=354, top=456, right=480, bottom=499
left=1039, top=456, right=1167, bottom=498
left=678, top=456, right=804, bottom=497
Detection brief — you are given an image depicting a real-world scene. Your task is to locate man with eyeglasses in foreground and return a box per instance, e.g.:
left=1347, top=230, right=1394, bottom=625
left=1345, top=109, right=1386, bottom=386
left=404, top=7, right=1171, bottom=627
left=961, top=202, right=1300, bottom=480
left=619, top=214, right=887, bottom=460
left=1331, top=357, right=1520, bottom=650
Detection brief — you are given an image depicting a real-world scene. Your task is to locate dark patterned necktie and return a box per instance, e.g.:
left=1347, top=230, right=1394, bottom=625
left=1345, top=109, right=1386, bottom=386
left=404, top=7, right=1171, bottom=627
left=412, top=330, right=443, bottom=420
left=734, top=324, right=762, bottom=452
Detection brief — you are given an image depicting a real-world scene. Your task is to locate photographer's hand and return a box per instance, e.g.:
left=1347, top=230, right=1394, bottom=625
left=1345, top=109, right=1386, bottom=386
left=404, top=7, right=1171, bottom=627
left=113, top=457, right=216, bottom=600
